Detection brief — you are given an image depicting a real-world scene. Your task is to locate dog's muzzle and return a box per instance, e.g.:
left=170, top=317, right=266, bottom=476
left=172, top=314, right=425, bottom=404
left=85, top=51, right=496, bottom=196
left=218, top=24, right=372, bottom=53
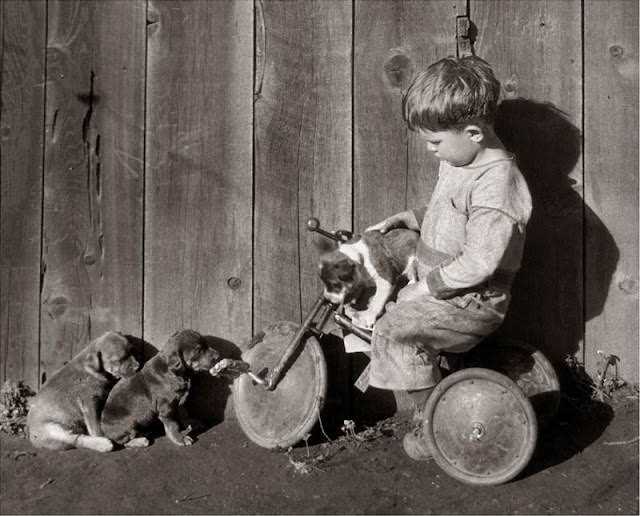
left=323, top=289, right=346, bottom=305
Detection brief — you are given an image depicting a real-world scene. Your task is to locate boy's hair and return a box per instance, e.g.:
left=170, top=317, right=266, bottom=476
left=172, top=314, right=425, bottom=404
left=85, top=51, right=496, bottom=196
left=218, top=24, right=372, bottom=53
left=402, top=56, right=501, bottom=132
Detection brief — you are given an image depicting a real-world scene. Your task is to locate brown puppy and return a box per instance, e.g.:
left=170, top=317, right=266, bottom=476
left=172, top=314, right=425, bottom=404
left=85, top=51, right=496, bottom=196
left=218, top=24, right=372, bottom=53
left=27, top=331, right=140, bottom=452
left=100, top=329, right=220, bottom=448
left=319, top=229, right=420, bottom=329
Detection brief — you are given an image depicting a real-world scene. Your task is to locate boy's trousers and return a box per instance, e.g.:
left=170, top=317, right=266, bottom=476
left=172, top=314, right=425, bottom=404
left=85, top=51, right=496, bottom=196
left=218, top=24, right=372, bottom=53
left=369, top=290, right=507, bottom=391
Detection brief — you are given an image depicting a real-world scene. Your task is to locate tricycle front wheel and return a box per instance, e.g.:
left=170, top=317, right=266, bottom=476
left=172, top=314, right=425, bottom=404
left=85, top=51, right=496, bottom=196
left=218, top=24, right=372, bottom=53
left=233, top=321, right=327, bottom=449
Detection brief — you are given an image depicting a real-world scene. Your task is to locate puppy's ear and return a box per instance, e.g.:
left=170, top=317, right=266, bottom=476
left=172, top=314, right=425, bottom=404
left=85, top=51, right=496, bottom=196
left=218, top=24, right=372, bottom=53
left=167, top=351, right=186, bottom=375
left=337, top=261, right=357, bottom=282
left=315, top=237, right=338, bottom=254
left=84, top=350, right=104, bottom=378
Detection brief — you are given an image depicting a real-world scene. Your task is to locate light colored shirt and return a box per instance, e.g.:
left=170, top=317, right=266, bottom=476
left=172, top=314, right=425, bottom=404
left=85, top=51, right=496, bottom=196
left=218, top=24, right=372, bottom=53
left=411, top=156, right=532, bottom=299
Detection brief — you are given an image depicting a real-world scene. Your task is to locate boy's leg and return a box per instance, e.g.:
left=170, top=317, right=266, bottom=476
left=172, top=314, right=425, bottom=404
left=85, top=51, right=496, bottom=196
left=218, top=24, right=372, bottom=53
left=370, top=293, right=504, bottom=461
left=369, top=294, right=503, bottom=391
left=407, top=387, right=433, bottom=421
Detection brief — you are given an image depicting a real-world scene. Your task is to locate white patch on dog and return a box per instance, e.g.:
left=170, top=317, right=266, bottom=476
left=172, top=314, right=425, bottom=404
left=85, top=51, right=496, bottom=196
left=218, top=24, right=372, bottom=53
left=402, top=256, right=419, bottom=283
left=320, top=231, right=418, bottom=329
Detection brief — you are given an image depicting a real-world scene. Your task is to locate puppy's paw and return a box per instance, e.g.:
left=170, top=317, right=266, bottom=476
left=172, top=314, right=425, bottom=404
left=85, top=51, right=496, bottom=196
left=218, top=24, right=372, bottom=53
left=352, top=311, right=378, bottom=330
left=168, top=433, right=194, bottom=446
left=125, top=437, right=150, bottom=448
left=344, top=305, right=358, bottom=320
left=83, top=436, right=114, bottom=453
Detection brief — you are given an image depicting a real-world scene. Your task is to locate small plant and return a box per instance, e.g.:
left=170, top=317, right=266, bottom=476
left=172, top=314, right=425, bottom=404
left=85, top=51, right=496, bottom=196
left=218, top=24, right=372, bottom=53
left=285, top=446, right=320, bottom=475
left=281, top=416, right=405, bottom=475
left=594, top=350, right=626, bottom=402
left=0, top=380, right=35, bottom=437
left=562, top=352, right=627, bottom=404
left=340, top=419, right=360, bottom=441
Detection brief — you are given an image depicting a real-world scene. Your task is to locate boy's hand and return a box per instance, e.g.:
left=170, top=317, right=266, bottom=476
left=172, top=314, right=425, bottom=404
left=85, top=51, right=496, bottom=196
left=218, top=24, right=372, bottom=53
left=365, top=213, right=407, bottom=234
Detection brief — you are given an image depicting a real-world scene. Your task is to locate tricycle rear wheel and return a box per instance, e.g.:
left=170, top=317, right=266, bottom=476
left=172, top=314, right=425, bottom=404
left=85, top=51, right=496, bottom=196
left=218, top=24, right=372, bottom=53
left=462, top=338, right=561, bottom=428
left=423, top=367, right=538, bottom=486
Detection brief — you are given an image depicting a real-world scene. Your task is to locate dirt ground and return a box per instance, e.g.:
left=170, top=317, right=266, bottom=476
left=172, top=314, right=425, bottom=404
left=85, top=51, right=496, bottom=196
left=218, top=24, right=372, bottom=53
left=1, top=376, right=638, bottom=516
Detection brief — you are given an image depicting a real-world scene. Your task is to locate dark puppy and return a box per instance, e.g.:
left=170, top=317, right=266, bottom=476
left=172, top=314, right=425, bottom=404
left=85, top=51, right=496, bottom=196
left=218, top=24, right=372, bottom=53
left=101, top=329, right=220, bottom=448
left=27, top=331, right=139, bottom=452
left=319, top=229, right=419, bottom=329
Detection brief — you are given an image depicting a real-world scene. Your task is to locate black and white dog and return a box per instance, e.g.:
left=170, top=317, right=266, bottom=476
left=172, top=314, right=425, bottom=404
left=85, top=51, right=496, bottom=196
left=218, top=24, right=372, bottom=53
left=318, top=229, right=419, bottom=329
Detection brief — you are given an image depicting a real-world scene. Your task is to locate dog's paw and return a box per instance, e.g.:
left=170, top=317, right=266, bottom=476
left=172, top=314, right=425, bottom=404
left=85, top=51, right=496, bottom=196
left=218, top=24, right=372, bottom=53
left=169, top=433, right=194, bottom=446
left=352, top=311, right=377, bottom=330
left=85, top=436, right=114, bottom=453
left=209, top=358, right=250, bottom=378
left=125, top=437, right=150, bottom=448
left=344, top=305, right=358, bottom=319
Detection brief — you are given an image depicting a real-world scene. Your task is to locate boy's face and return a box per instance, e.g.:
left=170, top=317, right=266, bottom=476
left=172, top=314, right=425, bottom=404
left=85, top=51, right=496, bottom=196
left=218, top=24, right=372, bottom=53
left=418, top=127, right=481, bottom=167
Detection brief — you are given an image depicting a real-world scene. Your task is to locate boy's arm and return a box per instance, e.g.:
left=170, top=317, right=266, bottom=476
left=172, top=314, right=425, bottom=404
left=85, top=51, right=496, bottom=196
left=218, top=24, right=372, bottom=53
left=426, top=209, right=523, bottom=297
left=426, top=167, right=531, bottom=298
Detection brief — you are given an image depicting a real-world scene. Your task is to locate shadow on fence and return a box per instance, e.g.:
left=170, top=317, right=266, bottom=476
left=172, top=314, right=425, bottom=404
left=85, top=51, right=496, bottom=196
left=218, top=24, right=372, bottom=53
left=494, top=98, right=619, bottom=365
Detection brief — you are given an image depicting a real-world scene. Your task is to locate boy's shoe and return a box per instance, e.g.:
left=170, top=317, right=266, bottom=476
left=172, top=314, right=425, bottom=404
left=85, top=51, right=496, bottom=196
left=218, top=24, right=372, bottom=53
left=402, top=424, right=433, bottom=461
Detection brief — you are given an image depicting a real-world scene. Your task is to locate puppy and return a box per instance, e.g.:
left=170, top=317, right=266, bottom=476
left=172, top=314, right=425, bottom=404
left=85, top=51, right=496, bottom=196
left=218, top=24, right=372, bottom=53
left=319, top=228, right=419, bottom=329
left=27, top=331, right=140, bottom=452
left=100, top=329, right=220, bottom=448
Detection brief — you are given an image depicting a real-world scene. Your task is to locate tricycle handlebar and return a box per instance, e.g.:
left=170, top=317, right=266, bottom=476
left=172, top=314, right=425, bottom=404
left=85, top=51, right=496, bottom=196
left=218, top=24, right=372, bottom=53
left=306, top=217, right=352, bottom=242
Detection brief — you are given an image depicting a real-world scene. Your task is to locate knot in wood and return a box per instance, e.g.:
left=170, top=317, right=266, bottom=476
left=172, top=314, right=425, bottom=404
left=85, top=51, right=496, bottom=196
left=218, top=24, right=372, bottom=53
left=617, top=277, right=637, bottom=295
left=227, top=277, right=242, bottom=290
left=47, top=296, right=69, bottom=317
left=609, top=45, right=624, bottom=59
left=384, top=54, right=414, bottom=90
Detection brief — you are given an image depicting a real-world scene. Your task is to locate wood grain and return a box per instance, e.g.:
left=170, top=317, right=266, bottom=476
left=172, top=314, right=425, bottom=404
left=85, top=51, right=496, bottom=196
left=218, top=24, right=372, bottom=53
left=0, top=0, right=46, bottom=387
left=354, top=0, right=459, bottom=233
left=253, top=0, right=352, bottom=330
left=473, top=0, right=584, bottom=366
left=40, top=0, right=145, bottom=383
left=584, top=0, right=639, bottom=382
left=354, top=0, right=459, bottom=414
left=1, top=0, right=638, bottom=395
left=144, top=0, right=253, bottom=349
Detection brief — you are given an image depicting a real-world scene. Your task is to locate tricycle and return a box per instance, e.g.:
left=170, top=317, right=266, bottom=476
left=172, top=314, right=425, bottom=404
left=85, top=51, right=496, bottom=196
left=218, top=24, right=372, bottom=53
left=230, top=218, right=560, bottom=486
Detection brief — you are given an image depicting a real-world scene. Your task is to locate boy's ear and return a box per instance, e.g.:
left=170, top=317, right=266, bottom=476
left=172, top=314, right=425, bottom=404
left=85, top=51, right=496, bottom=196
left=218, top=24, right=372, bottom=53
left=464, top=124, right=484, bottom=143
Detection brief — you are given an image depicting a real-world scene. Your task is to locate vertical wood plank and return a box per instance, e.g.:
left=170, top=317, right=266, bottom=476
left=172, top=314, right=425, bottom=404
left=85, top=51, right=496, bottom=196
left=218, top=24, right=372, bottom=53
left=145, top=0, right=253, bottom=347
left=584, top=0, right=639, bottom=382
left=40, top=0, right=145, bottom=383
left=354, top=0, right=459, bottom=415
left=0, top=0, right=46, bottom=387
left=354, top=0, right=460, bottom=232
left=253, top=0, right=352, bottom=330
left=473, top=0, right=584, bottom=366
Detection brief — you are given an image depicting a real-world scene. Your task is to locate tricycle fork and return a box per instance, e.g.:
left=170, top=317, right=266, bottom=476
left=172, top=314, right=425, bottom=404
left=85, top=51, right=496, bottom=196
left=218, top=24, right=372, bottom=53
left=263, top=217, right=365, bottom=390
left=264, top=293, right=333, bottom=390
left=264, top=293, right=373, bottom=391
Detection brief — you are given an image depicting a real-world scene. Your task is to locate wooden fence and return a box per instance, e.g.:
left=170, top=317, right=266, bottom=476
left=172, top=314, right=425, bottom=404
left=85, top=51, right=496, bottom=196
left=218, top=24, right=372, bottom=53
left=2, top=0, right=638, bottom=397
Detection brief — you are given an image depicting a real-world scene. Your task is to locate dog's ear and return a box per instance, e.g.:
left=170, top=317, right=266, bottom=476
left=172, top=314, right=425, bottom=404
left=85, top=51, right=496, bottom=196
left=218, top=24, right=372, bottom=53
left=83, top=350, right=104, bottom=378
left=167, top=351, right=186, bottom=375
left=316, top=238, right=338, bottom=253
left=337, top=261, right=357, bottom=282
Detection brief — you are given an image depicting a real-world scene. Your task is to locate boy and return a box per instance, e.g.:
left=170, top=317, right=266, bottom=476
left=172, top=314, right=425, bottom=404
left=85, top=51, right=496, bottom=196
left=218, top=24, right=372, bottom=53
left=366, top=56, right=532, bottom=460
